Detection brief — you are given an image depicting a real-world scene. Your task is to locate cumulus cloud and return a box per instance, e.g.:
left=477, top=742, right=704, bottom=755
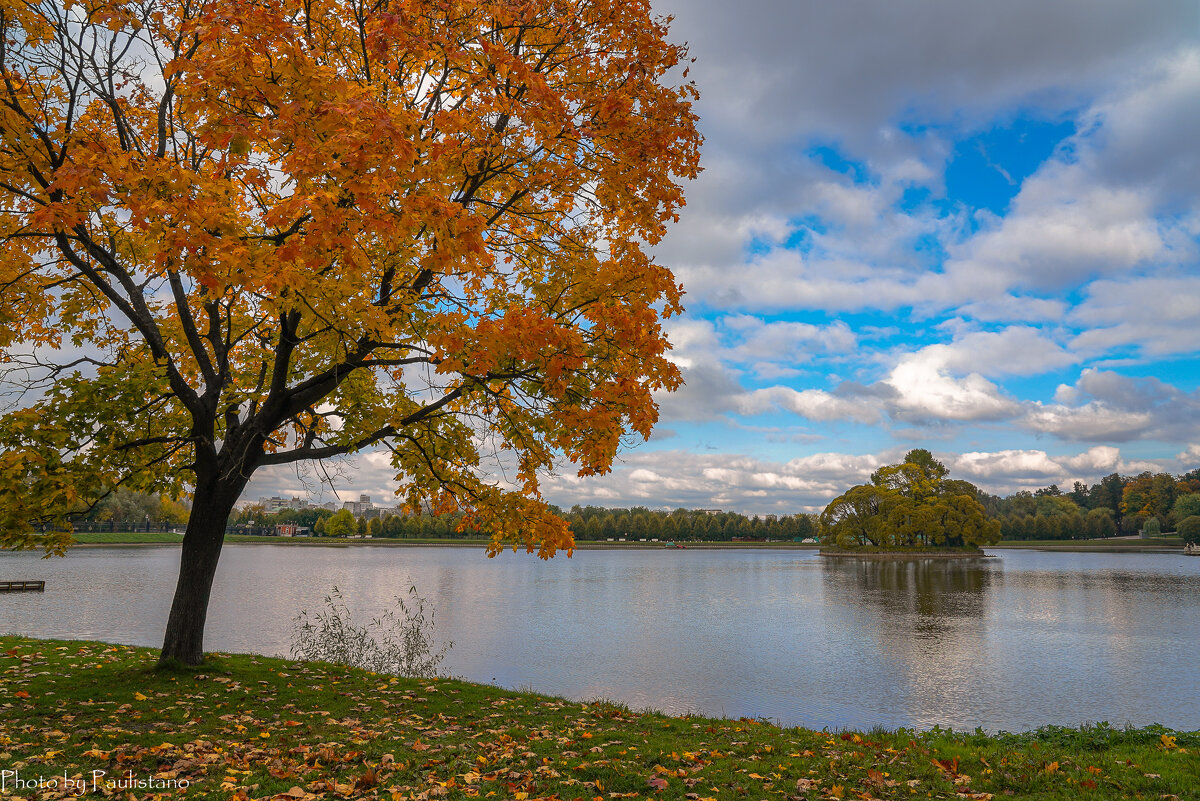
left=242, top=428, right=1196, bottom=518
left=738, top=386, right=883, bottom=424
left=933, top=47, right=1200, bottom=308
left=884, top=351, right=1017, bottom=423
left=941, top=171, right=1165, bottom=293
left=655, top=315, right=871, bottom=422
left=1061, top=446, right=1123, bottom=473
left=1024, top=369, right=1200, bottom=442
left=547, top=443, right=1187, bottom=513
left=1081, top=49, right=1200, bottom=208
left=781, top=327, right=1070, bottom=427
left=930, top=326, right=1077, bottom=376
left=541, top=449, right=889, bottom=514
left=652, top=0, right=1200, bottom=337
left=952, top=449, right=1066, bottom=480
left=947, top=445, right=1166, bottom=494
left=1071, top=275, right=1200, bottom=357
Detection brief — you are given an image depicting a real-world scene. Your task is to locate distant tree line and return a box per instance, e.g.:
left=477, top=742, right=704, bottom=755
left=229, top=502, right=818, bottom=542
left=981, top=469, right=1200, bottom=540
left=555, top=506, right=816, bottom=542
left=68, top=489, right=190, bottom=531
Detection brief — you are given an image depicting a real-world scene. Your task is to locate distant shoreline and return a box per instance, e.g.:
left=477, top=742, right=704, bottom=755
left=65, top=534, right=821, bottom=550
left=56, top=532, right=1188, bottom=554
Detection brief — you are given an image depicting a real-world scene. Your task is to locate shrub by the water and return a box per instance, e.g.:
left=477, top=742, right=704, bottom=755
left=1179, top=515, right=1200, bottom=546
left=290, top=585, right=451, bottom=678
left=1141, top=517, right=1161, bottom=539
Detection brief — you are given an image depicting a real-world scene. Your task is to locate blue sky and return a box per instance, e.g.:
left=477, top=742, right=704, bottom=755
left=252, top=0, right=1200, bottom=514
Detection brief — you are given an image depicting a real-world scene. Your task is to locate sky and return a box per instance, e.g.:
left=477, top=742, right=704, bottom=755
left=250, top=0, right=1200, bottom=515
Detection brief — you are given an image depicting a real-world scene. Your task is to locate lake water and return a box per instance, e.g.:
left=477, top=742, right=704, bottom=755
left=2, top=545, right=1198, bottom=732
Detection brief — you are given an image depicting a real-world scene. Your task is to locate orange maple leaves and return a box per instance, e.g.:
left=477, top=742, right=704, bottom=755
left=0, top=0, right=700, bottom=558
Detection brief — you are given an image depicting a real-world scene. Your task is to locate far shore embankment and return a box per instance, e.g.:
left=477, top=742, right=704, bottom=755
left=59, top=531, right=1189, bottom=554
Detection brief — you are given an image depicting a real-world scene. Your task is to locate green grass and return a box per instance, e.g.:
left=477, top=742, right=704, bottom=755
left=993, top=536, right=1184, bottom=549
left=73, top=530, right=185, bottom=544
left=1, top=637, right=1196, bottom=800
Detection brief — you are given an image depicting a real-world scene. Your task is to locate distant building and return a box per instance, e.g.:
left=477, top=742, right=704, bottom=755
left=342, top=494, right=374, bottom=516
left=697, top=509, right=722, bottom=516
left=260, top=496, right=309, bottom=511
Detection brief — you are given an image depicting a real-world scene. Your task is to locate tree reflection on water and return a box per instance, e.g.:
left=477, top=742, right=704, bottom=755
left=825, top=556, right=993, bottom=626
left=819, top=556, right=1000, bottom=728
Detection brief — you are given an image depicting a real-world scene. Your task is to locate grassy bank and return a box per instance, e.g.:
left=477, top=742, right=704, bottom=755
left=1, top=637, right=1196, bottom=800
left=72, top=531, right=185, bottom=544
left=991, top=536, right=1184, bottom=551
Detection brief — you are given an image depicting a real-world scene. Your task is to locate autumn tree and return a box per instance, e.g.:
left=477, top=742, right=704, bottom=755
left=1175, top=493, right=1200, bottom=520
left=1121, top=472, right=1180, bottom=524
left=820, top=450, right=1000, bottom=550
left=0, top=0, right=700, bottom=664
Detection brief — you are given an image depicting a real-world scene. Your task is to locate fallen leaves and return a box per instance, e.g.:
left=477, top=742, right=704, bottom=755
left=1, top=638, right=1196, bottom=801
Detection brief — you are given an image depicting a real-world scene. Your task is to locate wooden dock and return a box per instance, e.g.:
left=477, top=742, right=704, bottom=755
left=0, top=580, right=45, bottom=592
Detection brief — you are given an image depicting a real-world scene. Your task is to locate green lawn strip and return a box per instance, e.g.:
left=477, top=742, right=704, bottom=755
left=1, top=637, right=1196, bottom=801
left=992, top=537, right=1183, bottom=549
left=72, top=531, right=185, bottom=544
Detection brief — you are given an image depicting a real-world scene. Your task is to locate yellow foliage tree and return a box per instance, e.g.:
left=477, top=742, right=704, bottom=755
left=819, top=450, right=1001, bottom=550
left=0, top=0, right=700, bottom=664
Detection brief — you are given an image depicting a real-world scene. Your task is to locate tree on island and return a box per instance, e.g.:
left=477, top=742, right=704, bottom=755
left=0, top=0, right=700, bottom=665
left=819, top=450, right=1001, bottom=550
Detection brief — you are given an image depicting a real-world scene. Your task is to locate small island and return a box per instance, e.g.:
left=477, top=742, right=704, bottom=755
left=819, top=449, right=1000, bottom=557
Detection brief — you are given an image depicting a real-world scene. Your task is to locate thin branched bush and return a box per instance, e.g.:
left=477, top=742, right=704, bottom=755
left=290, top=586, right=451, bottom=678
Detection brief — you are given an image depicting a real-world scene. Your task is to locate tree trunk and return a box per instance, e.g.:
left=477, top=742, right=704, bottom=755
left=158, top=481, right=241, bottom=667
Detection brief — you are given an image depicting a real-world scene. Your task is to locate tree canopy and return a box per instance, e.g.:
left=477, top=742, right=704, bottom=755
left=819, top=449, right=1000, bottom=550
left=0, top=0, right=700, bottom=663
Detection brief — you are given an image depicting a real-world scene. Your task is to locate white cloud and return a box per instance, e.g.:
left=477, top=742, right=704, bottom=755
left=242, top=438, right=1197, bottom=518
left=720, top=316, right=859, bottom=375
left=1023, top=369, right=1200, bottom=442
left=948, top=445, right=1167, bottom=493
left=1061, top=446, right=1123, bottom=473
left=738, top=386, right=882, bottom=424
left=666, top=323, right=1086, bottom=429
left=1177, top=444, right=1200, bottom=466
left=883, top=346, right=1019, bottom=423
left=544, top=449, right=888, bottom=514
left=546, top=443, right=1188, bottom=513
left=1082, top=49, right=1200, bottom=208
left=1071, top=276, right=1200, bottom=357
left=942, top=171, right=1164, bottom=293
left=953, top=449, right=1065, bottom=479
left=928, top=327, right=1077, bottom=376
